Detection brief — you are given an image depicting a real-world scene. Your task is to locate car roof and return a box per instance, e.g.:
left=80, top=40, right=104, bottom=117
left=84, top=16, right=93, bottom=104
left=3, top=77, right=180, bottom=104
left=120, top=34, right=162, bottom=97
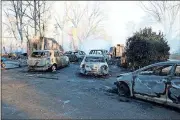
left=90, top=49, right=107, bottom=51
left=135, top=60, right=180, bottom=72
left=33, top=50, right=60, bottom=52
left=86, top=54, right=104, bottom=57
left=33, top=50, right=51, bottom=52
left=155, top=60, right=180, bottom=65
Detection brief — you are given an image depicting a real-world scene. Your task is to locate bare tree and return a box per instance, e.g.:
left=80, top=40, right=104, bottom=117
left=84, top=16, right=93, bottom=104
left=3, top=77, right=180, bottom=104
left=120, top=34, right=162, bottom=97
left=63, top=1, right=106, bottom=50
left=139, top=1, right=180, bottom=35
left=3, top=1, right=31, bottom=44
left=54, top=1, right=70, bottom=49
left=23, top=0, right=53, bottom=37
left=139, top=1, right=180, bottom=53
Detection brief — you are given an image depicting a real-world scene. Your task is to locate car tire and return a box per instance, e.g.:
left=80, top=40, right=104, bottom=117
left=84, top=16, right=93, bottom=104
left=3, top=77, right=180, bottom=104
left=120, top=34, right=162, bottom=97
left=1, top=63, right=6, bottom=68
left=27, top=67, right=32, bottom=72
left=81, top=68, right=86, bottom=75
left=67, top=61, right=70, bottom=66
left=51, top=64, right=57, bottom=72
left=100, top=65, right=108, bottom=75
left=117, top=83, right=130, bottom=97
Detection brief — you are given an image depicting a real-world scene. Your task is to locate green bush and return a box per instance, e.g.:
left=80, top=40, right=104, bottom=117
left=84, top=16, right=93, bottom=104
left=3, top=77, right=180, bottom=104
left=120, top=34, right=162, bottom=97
left=125, top=27, right=170, bottom=69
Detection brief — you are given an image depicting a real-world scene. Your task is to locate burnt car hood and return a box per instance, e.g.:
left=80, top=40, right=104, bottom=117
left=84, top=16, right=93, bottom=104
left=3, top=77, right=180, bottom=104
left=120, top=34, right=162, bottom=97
left=117, top=72, right=133, bottom=78
left=114, top=72, right=133, bottom=85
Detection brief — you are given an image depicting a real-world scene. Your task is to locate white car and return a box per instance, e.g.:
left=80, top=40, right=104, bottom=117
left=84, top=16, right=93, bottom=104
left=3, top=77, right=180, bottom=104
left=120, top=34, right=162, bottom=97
left=80, top=54, right=109, bottom=75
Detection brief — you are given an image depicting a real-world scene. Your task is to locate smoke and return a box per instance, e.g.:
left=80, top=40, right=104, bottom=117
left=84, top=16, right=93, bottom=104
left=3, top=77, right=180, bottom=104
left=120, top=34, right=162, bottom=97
left=80, top=39, right=113, bottom=54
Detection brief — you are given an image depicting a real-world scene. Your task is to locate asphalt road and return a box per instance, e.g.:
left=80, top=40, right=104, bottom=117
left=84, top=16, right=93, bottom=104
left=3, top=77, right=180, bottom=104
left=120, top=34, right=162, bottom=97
left=2, top=63, right=180, bottom=119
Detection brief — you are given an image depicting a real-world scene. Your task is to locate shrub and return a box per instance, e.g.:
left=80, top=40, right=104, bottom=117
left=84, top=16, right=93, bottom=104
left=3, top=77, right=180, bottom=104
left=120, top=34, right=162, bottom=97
left=125, top=27, right=170, bottom=69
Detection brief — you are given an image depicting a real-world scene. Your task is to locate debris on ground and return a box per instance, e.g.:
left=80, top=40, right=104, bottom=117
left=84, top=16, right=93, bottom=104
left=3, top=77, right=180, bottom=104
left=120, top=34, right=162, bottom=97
left=63, top=100, right=70, bottom=104
left=118, top=96, right=130, bottom=102
left=106, top=87, right=118, bottom=94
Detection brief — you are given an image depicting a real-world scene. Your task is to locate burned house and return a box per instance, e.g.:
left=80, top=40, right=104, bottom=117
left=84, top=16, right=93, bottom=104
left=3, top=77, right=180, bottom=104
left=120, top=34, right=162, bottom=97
left=27, top=37, right=63, bottom=55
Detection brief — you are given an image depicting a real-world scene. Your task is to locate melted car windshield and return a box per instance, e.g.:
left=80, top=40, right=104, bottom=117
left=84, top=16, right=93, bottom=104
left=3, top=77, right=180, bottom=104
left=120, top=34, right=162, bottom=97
left=85, top=56, right=105, bottom=62
left=73, top=52, right=78, bottom=55
left=89, top=50, right=103, bottom=55
left=31, top=51, right=50, bottom=58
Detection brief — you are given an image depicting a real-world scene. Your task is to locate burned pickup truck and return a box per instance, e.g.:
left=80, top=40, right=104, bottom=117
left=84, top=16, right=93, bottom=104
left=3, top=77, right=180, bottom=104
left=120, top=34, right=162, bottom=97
left=114, top=61, right=180, bottom=109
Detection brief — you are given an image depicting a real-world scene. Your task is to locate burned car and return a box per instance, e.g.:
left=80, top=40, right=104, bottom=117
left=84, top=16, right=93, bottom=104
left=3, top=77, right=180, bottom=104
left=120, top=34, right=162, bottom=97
left=64, top=50, right=86, bottom=62
left=89, top=49, right=111, bottom=61
left=64, top=51, right=78, bottom=62
left=74, top=50, right=86, bottom=61
left=27, top=50, right=69, bottom=72
left=1, top=57, right=21, bottom=69
left=80, top=54, right=109, bottom=76
left=114, top=61, right=180, bottom=109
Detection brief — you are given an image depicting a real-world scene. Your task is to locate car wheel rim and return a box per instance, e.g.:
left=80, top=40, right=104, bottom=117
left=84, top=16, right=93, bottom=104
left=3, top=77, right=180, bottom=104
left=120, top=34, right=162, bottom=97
left=118, top=85, right=126, bottom=96
left=101, top=66, right=108, bottom=75
left=2, top=63, right=5, bottom=68
left=52, top=66, right=56, bottom=72
left=82, top=68, right=86, bottom=74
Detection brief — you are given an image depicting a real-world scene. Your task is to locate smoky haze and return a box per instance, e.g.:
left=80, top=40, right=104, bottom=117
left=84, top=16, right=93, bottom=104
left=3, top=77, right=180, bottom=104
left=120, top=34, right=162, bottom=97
left=2, top=1, right=180, bottom=53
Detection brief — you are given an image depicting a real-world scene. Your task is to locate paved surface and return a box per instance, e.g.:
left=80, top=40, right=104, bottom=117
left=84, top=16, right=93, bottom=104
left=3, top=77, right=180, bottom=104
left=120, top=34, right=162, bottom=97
left=2, top=63, right=180, bottom=119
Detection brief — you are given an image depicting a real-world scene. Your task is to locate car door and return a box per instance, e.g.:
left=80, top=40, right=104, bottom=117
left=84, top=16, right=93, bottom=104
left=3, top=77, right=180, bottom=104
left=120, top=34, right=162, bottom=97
left=62, top=52, right=69, bottom=65
left=167, top=64, right=180, bottom=106
left=58, top=51, right=64, bottom=66
left=54, top=51, right=61, bottom=67
left=133, top=64, right=173, bottom=101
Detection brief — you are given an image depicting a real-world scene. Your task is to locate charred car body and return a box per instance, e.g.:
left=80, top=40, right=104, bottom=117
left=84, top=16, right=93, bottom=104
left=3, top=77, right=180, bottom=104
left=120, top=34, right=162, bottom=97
left=80, top=54, right=109, bottom=76
left=1, top=57, right=21, bottom=69
left=27, top=50, right=69, bottom=72
left=89, top=49, right=111, bottom=62
left=114, top=61, right=180, bottom=109
left=64, top=50, right=86, bottom=62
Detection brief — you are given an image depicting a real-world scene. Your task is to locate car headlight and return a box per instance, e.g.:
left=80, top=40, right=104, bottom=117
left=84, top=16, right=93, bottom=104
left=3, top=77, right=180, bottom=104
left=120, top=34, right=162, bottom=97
left=94, top=64, right=98, bottom=68
left=46, top=58, right=51, bottom=64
